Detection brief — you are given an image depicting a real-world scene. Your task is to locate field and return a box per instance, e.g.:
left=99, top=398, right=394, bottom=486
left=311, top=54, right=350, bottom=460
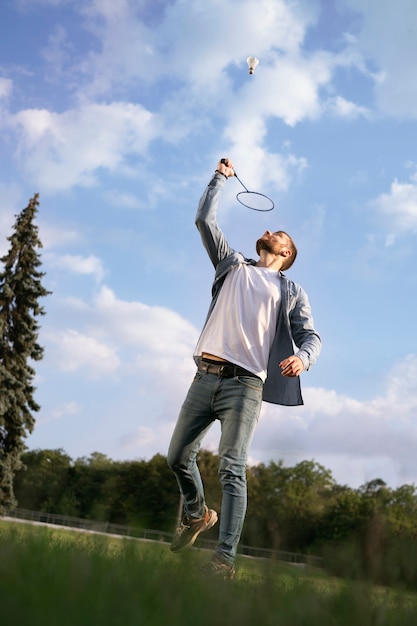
left=1, top=520, right=417, bottom=626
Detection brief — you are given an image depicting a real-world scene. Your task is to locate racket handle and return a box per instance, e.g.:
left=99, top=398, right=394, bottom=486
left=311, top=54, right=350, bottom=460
left=220, top=158, right=235, bottom=176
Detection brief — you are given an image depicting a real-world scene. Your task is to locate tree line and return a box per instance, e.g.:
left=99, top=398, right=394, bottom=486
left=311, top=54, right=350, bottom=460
left=12, top=447, right=417, bottom=588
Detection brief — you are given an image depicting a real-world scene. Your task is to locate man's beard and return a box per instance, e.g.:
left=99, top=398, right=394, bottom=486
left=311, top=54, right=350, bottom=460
left=256, top=237, right=275, bottom=256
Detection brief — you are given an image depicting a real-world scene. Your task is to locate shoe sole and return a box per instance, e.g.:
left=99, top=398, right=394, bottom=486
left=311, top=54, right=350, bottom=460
left=171, top=509, right=218, bottom=553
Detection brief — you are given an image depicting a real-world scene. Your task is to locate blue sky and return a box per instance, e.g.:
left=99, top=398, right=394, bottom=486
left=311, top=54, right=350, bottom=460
left=1, top=0, right=417, bottom=488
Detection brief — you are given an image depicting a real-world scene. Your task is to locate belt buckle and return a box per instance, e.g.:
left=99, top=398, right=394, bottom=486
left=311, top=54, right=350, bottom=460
left=220, top=363, right=235, bottom=377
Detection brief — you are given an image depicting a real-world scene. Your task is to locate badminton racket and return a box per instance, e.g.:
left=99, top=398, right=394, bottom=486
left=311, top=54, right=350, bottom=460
left=221, top=158, right=274, bottom=212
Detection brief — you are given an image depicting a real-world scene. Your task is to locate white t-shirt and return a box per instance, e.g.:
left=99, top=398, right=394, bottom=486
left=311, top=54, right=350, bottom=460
left=194, top=264, right=282, bottom=382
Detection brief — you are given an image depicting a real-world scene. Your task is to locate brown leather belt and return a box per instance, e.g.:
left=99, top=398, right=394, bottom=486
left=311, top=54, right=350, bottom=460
left=198, top=359, right=261, bottom=380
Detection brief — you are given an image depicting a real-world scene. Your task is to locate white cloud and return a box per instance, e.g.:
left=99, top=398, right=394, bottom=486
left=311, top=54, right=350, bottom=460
left=93, top=286, right=198, bottom=355
left=371, top=174, right=417, bottom=234
left=43, top=285, right=198, bottom=379
left=0, top=77, right=12, bottom=99
left=220, top=133, right=308, bottom=195
left=50, top=253, right=106, bottom=282
left=34, top=282, right=200, bottom=457
left=342, top=0, right=417, bottom=118
left=38, top=401, right=81, bottom=425
left=326, top=95, right=370, bottom=119
left=47, top=328, right=121, bottom=376
left=2, top=0, right=382, bottom=198
left=14, top=0, right=365, bottom=200
left=160, top=0, right=317, bottom=86
left=75, top=0, right=164, bottom=98
left=237, top=54, right=332, bottom=127
left=10, top=102, right=158, bottom=191
left=77, top=0, right=318, bottom=95
left=250, top=354, right=417, bottom=488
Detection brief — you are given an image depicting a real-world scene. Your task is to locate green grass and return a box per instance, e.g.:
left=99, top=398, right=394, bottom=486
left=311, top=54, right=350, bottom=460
left=1, top=520, right=417, bottom=626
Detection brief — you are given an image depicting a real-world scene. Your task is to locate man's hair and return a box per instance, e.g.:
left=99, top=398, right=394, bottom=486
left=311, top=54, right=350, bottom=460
left=279, top=231, right=297, bottom=271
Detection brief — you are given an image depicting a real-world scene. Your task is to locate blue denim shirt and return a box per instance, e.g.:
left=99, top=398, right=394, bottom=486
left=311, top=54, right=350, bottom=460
left=194, top=172, right=322, bottom=406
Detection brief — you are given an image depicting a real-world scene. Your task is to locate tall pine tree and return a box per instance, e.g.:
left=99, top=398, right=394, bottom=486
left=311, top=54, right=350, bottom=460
left=0, top=194, right=51, bottom=512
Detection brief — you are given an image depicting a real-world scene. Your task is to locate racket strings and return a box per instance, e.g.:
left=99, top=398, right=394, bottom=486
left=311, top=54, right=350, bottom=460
left=233, top=172, right=274, bottom=212
left=236, top=191, right=274, bottom=212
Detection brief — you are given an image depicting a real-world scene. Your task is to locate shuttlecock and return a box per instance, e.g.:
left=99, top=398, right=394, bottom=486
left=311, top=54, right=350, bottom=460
left=247, top=56, right=259, bottom=75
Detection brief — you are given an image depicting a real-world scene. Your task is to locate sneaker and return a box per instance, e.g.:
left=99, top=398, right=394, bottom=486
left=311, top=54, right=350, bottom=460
left=170, top=506, right=218, bottom=553
left=203, top=555, right=236, bottom=580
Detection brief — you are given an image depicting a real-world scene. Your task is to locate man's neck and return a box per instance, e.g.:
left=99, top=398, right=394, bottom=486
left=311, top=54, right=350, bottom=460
left=256, top=253, right=283, bottom=271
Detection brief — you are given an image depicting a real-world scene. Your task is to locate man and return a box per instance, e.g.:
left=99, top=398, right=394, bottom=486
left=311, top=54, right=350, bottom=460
left=167, top=158, right=321, bottom=580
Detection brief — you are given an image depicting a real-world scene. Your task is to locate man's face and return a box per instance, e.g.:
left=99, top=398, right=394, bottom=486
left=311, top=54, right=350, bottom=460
left=256, top=231, right=289, bottom=256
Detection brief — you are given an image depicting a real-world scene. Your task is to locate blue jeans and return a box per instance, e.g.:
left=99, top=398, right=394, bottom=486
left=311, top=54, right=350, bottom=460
left=167, top=368, right=263, bottom=565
